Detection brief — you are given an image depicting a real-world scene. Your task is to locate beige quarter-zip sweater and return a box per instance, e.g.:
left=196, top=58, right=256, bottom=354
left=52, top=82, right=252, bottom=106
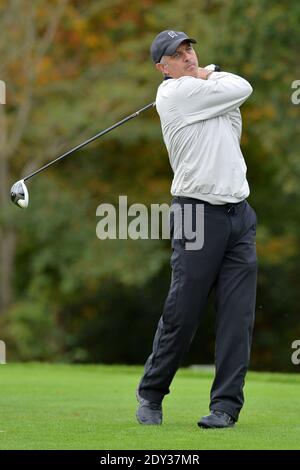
left=155, top=71, right=253, bottom=204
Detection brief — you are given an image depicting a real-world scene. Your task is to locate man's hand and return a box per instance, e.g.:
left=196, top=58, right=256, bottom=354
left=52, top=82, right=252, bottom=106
left=197, top=67, right=214, bottom=80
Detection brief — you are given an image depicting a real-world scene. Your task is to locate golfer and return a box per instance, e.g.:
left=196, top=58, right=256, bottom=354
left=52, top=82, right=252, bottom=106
left=136, top=30, right=257, bottom=428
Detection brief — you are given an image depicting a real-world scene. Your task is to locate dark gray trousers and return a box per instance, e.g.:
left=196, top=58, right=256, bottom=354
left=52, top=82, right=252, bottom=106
left=138, top=196, right=257, bottom=421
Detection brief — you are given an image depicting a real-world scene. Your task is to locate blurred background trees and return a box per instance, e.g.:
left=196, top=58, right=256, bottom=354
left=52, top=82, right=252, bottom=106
left=0, top=0, right=299, bottom=370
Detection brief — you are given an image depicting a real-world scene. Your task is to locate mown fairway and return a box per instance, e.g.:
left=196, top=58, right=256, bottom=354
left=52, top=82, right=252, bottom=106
left=0, top=363, right=299, bottom=450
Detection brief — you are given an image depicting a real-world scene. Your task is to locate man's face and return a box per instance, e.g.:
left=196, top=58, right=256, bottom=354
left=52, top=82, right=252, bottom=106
left=156, top=40, right=199, bottom=79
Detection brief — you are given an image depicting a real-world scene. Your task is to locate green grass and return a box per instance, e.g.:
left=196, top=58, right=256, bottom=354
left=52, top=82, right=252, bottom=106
left=0, top=363, right=300, bottom=450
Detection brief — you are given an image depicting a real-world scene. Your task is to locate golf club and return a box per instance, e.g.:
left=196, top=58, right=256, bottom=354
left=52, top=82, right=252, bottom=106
left=10, top=101, right=155, bottom=208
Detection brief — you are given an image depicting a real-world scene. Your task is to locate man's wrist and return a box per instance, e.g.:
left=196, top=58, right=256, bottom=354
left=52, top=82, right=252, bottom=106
left=205, top=70, right=214, bottom=80
left=201, top=64, right=221, bottom=79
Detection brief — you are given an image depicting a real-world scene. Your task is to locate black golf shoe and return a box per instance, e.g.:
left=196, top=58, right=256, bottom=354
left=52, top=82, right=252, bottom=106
left=197, top=410, right=235, bottom=429
left=136, top=390, right=162, bottom=425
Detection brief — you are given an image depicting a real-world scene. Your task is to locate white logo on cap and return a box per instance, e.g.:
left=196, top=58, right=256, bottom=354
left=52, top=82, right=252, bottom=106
left=168, top=31, right=178, bottom=39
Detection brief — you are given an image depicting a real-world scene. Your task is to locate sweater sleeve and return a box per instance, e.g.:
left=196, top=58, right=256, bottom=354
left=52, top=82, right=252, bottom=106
left=174, top=72, right=252, bottom=124
left=227, top=108, right=242, bottom=142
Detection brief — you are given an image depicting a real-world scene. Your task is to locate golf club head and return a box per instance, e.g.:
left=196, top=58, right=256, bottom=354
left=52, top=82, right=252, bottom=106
left=10, top=179, right=29, bottom=208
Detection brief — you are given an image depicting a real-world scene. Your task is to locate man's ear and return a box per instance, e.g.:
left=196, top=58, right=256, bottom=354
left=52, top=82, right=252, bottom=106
left=155, top=63, right=167, bottom=75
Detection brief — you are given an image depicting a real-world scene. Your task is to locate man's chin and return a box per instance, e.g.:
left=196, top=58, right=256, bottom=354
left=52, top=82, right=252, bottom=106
left=185, top=69, right=198, bottom=78
left=173, top=68, right=198, bottom=79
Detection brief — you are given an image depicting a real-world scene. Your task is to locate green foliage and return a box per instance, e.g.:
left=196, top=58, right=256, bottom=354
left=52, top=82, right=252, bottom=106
left=3, top=300, right=61, bottom=360
left=1, top=0, right=300, bottom=369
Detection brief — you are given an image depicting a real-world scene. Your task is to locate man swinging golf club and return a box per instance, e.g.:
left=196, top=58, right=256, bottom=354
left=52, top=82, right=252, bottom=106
left=136, top=30, right=257, bottom=428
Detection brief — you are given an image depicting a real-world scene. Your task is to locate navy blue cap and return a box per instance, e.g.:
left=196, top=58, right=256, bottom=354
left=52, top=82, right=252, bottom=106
left=150, top=30, right=197, bottom=64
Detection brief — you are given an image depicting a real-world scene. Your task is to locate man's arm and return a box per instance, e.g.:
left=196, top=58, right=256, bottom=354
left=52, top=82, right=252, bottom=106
left=174, top=71, right=252, bottom=123
left=227, top=108, right=242, bottom=142
left=204, top=69, right=243, bottom=141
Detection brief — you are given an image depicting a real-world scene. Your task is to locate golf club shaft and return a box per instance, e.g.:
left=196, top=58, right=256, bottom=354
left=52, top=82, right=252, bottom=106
left=24, top=101, right=155, bottom=182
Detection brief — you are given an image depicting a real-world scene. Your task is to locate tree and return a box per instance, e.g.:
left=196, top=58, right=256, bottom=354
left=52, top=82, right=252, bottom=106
left=1, top=0, right=299, bottom=369
left=0, top=0, right=70, bottom=312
